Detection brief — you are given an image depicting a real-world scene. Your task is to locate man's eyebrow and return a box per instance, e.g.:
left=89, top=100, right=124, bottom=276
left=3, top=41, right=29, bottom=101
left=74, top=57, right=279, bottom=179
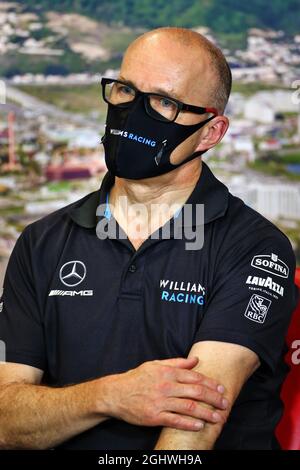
left=118, top=75, right=182, bottom=101
left=153, top=87, right=182, bottom=101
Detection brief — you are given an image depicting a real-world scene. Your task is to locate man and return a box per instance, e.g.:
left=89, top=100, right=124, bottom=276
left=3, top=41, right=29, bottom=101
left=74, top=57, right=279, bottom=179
left=0, top=27, right=298, bottom=450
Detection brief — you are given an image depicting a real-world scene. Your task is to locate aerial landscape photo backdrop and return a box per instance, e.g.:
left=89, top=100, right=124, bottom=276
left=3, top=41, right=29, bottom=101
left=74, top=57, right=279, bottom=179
left=1, top=0, right=300, bottom=285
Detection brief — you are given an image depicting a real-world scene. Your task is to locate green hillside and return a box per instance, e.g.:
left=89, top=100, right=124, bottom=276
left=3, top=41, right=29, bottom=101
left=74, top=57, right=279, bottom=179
left=15, top=0, right=300, bottom=34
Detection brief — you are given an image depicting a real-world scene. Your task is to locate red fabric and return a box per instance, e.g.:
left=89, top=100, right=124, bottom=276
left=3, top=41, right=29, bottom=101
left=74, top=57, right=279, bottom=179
left=276, top=268, right=300, bottom=449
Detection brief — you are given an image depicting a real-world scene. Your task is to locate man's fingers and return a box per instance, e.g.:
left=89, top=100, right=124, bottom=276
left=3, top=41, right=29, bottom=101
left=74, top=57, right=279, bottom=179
left=159, top=411, right=205, bottom=432
left=198, top=374, right=225, bottom=393
left=165, top=398, right=224, bottom=424
left=173, top=384, right=228, bottom=410
left=175, top=368, right=225, bottom=392
left=160, top=356, right=199, bottom=369
left=174, top=368, right=206, bottom=385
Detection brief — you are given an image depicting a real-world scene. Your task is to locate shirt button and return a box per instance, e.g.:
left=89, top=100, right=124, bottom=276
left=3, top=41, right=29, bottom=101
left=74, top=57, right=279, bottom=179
left=128, top=264, right=137, bottom=273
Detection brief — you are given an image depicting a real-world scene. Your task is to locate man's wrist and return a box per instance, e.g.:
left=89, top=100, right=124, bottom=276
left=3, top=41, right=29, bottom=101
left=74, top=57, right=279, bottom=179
left=92, top=374, right=119, bottom=418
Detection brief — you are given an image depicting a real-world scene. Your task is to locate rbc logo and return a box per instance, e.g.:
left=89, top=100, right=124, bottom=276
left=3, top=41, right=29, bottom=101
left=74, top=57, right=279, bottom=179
left=244, top=294, right=272, bottom=324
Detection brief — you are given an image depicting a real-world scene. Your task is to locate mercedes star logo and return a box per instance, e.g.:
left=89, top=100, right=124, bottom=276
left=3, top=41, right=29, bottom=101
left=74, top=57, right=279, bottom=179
left=59, top=261, right=86, bottom=287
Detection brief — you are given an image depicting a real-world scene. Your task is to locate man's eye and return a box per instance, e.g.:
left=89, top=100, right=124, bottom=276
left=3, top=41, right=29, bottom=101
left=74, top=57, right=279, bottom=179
left=160, top=98, right=175, bottom=108
left=119, top=85, right=134, bottom=95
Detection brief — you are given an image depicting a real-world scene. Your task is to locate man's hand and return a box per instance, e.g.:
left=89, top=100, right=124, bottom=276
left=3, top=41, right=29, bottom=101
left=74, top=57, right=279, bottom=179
left=100, top=356, right=228, bottom=431
left=154, top=342, right=260, bottom=450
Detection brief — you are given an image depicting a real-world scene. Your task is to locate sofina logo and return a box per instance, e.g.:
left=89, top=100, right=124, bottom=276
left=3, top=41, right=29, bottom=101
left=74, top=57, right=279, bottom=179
left=110, top=129, right=156, bottom=147
left=159, top=279, right=206, bottom=305
left=251, top=253, right=289, bottom=279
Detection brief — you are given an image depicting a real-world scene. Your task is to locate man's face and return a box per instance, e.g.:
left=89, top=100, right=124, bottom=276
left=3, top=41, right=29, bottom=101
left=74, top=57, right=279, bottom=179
left=119, top=34, right=216, bottom=165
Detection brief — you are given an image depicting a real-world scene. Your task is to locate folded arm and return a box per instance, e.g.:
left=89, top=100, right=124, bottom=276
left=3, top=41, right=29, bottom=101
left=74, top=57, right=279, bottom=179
left=0, top=356, right=226, bottom=449
left=154, top=340, right=260, bottom=450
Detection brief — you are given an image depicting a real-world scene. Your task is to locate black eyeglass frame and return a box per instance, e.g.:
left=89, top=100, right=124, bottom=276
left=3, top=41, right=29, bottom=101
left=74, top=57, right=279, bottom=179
left=101, top=77, right=219, bottom=122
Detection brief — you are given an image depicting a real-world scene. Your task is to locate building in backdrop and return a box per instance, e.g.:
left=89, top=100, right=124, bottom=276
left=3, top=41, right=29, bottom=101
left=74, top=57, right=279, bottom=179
left=1, top=1, right=300, bottom=286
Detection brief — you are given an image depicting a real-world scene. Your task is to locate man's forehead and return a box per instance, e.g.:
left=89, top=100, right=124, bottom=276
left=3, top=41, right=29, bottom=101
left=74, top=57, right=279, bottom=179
left=124, top=34, right=210, bottom=69
left=121, top=39, right=213, bottom=103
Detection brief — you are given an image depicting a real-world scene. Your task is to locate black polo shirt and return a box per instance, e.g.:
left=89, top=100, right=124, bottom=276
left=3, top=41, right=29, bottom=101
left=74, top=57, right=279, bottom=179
left=0, top=162, right=298, bottom=450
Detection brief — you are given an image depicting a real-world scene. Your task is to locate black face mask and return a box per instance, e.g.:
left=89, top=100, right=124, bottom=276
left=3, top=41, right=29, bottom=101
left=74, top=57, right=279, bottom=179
left=101, top=96, right=214, bottom=179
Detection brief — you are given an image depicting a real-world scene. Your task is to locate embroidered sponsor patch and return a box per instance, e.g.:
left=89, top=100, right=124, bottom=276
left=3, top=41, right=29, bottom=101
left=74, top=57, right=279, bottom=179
left=244, top=294, right=272, bottom=324
left=251, top=253, right=289, bottom=278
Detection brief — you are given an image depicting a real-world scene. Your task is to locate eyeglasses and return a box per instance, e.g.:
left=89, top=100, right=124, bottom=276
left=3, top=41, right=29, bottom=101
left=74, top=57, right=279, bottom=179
left=101, top=77, right=219, bottom=123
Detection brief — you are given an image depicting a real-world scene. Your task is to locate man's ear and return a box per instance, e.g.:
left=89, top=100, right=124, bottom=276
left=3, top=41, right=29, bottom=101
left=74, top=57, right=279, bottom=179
left=196, top=116, right=229, bottom=152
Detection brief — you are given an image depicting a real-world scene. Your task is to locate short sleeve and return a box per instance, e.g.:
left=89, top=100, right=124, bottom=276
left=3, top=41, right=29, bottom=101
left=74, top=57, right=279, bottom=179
left=0, top=227, right=46, bottom=370
left=193, top=232, right=299, bottom=373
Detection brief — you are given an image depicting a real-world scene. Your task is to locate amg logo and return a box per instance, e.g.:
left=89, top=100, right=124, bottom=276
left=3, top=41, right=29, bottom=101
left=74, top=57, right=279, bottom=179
left=48, top=290, right=93, bottom=297
left=251, top=253, right=289, bottom=278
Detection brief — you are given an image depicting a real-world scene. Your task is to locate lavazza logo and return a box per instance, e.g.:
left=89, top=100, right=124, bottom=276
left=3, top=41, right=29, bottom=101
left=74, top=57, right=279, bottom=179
left=251, top=253, right=289, bottom=279
left=48, top=261, right=93, bottom=297
left=245, top=275, right=284, bottom=296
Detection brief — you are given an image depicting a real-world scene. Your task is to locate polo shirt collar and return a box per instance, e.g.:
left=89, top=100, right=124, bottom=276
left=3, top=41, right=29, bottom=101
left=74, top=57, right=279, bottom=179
left=185, top=161, right=229, bottom=226
left=68, top=162, right=229, bottom=229
left=68, top=171, right=113, bottom=229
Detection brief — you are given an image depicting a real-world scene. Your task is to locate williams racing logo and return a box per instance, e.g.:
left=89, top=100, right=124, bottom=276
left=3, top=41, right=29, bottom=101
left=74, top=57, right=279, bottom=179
left=110, top=129, right=156, bottom=147
left=244, top=294, right=272, bottom=324
left=159, top=279, right=206, bottom=305
left=251, top=253, right=289, bottom=279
